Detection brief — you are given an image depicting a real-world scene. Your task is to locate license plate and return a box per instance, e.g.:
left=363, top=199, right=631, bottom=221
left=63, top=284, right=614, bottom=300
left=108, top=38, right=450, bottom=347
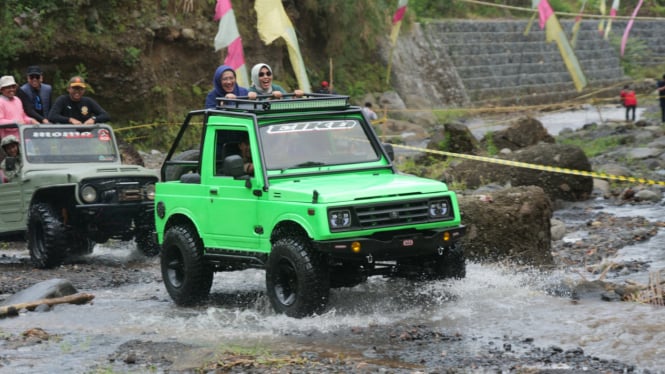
left=402, top=239, right=414, bottom=247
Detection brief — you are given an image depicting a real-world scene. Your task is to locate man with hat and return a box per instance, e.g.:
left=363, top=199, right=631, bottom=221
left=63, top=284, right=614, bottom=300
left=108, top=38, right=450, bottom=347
left=0, top=135, right=22, bottom=182
left=19, top=65, right=52, bottom=123
left=49, top=76, right=110, bottom=124
left=0, top=75, right=38, bottom=139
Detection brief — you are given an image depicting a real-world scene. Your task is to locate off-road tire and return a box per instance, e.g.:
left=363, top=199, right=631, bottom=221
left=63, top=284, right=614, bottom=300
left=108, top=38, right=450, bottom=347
left=164, top=149, right=200, bottom=181
left=28, top=203, right=67, bottom=269
left=266, top=237, right=330, bottom=317
left=161, top=224, right=213, bottom=305
left=135, top=214, right=160, bottom=256
left=394, top=242, right=466, bottom=280
left=69, top=236, right=95, bottom=256
left=433, top=242, right=466, bottom=279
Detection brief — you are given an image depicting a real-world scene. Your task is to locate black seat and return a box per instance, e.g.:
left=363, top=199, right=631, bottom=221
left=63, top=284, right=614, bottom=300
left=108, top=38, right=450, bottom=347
left=215, top=142, right=241, bottom=176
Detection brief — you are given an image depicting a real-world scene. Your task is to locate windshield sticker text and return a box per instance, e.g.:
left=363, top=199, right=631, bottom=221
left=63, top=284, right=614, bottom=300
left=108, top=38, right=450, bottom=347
left=28, top=131, right=94, bottom=139
left=265, top=120, right=356, bottom=134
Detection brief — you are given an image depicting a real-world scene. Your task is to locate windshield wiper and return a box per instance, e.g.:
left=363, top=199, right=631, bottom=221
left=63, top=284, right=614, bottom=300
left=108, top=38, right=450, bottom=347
left=294, top=161, right=326, bottom=168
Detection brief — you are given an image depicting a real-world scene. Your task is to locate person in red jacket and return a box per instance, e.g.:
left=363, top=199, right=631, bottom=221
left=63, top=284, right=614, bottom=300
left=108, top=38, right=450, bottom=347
left=620, top=85, right=637, bottom=122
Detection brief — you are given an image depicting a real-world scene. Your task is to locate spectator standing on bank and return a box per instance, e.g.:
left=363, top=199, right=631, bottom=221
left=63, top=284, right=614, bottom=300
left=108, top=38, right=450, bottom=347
left=20, top=65, right=52, bottom=123
left=316, top=81, right=337, bottom=94
left=657, top=74, right=665, bottom=123
left=0, top=75, right=38, bottom=139
left=49, top=76, right=110, bottom=124
left=361, top=102, right=378, bottom=122
left=620, top=85, right=637, bottom=122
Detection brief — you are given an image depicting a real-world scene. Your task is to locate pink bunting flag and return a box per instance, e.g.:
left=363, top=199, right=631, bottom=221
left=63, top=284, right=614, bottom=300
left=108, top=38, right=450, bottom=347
left=621, top=0, right=643, bottom=56
left=213, top=0, right=249, bottom=87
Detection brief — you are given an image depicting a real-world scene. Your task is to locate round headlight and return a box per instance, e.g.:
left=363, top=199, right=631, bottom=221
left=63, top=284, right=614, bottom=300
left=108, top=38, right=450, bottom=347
left=81, top=185, right=97, bottom=203
left=429, top=200, right=449, bottom=218
left=144, top=183, right=156, bottom=200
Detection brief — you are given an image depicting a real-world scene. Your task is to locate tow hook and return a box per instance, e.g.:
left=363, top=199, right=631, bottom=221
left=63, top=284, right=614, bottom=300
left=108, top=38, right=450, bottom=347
left=366, top=254, right=373, bottom=263
left=437, top=246, right=445, bottom=256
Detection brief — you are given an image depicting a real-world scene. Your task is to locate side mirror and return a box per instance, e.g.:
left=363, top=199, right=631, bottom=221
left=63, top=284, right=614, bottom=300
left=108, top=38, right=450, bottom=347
left=4, top=157, right=16, bottom=171
left=223, top=154, right=247, bottom=178
left=382, top=143, right=395, bottom=161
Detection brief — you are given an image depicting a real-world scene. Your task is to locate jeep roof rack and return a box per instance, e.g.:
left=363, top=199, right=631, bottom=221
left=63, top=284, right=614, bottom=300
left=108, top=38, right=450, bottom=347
left=214, top=93, right=350, bottom=113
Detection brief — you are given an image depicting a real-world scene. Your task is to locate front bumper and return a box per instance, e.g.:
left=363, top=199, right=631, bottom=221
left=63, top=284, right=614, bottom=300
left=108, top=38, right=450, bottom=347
left=313, top=225, right=465, bottom=261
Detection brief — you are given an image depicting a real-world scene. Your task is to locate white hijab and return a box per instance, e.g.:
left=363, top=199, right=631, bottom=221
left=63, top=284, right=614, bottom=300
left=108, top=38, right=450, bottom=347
left=250, top=63, right=273, bottom=95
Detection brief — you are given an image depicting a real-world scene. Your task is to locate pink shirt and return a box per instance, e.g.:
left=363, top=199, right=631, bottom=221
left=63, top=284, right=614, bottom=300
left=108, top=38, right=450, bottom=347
left=0, top=95, right=34, bottom=125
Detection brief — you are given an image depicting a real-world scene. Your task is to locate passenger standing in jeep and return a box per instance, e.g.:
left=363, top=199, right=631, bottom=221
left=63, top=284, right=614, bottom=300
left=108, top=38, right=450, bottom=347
left=48, top=76, right=110, bottom=125
left=0, top=75, right=38, bottom=139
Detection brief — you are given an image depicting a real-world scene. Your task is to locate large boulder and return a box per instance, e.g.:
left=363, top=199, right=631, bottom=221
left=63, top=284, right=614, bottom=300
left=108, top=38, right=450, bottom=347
left=428, top=122, right=482, bottom=155
left=510, top=143, right=593, bottom=201
left=459, top=186, right=553, bottom=265
left=444, top=143, right=593, bottom=201
left=483, top=117, right=555, bottom=151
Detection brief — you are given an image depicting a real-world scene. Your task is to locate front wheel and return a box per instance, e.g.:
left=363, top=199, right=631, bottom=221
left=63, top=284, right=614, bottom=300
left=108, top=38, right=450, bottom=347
left=28, top=203, right=67, bottom=269
left=161, top=224, right=213, bottom=305
left=265, top=237, right=330, bottom=318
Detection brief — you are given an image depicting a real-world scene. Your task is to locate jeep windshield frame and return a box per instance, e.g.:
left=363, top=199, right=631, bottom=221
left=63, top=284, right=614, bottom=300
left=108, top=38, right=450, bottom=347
left=23, top=125, right=119, bottom=164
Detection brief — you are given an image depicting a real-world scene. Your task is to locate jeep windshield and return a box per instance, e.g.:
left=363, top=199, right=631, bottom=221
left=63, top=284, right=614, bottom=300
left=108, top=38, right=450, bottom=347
left=23, top=127, right=118, bottom=163
left=259, top=119, right=381, bottom=170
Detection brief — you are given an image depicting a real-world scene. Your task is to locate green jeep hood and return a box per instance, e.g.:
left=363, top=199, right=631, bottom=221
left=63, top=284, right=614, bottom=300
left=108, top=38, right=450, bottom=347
left=268, top=173, right=449, bottom=204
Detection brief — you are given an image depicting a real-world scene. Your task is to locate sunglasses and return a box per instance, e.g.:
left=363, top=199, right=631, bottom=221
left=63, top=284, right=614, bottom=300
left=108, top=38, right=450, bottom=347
left=258, top=71, right=272, bottom=78
left=29, top=75, right=41, bottom=79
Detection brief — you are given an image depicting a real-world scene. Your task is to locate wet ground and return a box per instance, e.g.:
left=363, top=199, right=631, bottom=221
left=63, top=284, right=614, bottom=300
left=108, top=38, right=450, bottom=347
left=1, top=105, right=663, bottom=373
left=0, top=202, right=661, bottom=373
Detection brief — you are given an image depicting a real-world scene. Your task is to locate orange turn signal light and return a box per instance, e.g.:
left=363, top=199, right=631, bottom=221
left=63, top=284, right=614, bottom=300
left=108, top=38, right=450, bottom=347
left=351, top=241, right=361, bottom=253
left=443, top=232, right=451, bottom=242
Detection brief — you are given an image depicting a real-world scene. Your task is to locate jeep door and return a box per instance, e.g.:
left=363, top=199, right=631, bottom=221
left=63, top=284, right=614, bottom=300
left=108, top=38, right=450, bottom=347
left=202, top=128, right=260, bottom=251
left=0, top=178, right=25, bottom=230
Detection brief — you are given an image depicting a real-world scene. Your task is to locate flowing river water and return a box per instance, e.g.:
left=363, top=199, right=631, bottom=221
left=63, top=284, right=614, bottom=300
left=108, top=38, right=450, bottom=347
left=2, top=105, right=664, bottom=372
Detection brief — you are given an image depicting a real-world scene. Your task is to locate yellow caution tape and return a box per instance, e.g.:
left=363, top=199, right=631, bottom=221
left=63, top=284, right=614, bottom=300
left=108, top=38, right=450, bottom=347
left=391, top=143, right=665, bottom=187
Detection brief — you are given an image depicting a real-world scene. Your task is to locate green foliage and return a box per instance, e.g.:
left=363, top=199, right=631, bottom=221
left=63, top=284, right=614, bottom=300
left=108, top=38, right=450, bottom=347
left=433, top=108, right=467, bottom=123
left=558, top=135, right=621, bottom=158
left=608, top=34, right=652, bottom=78
left=484, top=132, right=498, bottom=155
left=123, top=47, right=141, bottom=67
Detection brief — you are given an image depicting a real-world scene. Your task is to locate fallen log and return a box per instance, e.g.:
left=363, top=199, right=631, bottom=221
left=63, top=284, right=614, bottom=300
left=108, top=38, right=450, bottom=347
left=0, top=292, right=95, bottom=318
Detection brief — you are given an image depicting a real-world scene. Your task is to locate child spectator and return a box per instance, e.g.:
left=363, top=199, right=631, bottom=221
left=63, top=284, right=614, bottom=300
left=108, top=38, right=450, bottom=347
left=620, top=85, right=637, bottom=122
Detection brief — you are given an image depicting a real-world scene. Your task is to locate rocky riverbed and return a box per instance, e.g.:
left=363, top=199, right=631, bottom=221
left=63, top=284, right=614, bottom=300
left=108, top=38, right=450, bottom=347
left=2, top=112, right=665, bottom=372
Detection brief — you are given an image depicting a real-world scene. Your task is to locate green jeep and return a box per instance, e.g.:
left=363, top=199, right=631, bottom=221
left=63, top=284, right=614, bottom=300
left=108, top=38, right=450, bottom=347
left=0, top=123, right=160, bottom=268
left=156, top=94, right=465, bottom=318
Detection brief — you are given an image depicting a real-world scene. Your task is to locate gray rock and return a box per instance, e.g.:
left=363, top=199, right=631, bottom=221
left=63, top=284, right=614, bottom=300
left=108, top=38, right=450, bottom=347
left=634, top=189, right=661, bottom=202
left=626, top=147, right=662, bottom=160
left=550, top=219, right=566, bottom=241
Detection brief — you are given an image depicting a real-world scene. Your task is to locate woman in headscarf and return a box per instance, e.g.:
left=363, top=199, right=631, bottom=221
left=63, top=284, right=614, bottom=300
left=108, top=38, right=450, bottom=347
left=248, top=63, right=303, bottom=100
left=205, top=65, right=249, bottom=109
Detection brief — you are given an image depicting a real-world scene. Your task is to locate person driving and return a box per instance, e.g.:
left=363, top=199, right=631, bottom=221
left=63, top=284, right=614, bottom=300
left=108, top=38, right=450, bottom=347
left=238, top=133, right=254, bottom=175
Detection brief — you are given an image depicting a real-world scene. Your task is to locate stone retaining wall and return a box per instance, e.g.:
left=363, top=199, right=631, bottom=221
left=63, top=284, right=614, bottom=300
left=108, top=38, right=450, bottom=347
left=386, top=20, right=633, bottom=109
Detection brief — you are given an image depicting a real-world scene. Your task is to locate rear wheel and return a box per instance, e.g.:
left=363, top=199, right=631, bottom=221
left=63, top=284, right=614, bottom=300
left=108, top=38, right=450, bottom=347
left=395, top=242, right=466, bottom=280
left=161, top=224, right=213, bottom=305
left=135, top=214, right=160, bottom=256
left=28, top=203, right=67, bottom=269
left=433, top=242, right=466, bottom=279
left=69, top=236, right=95, bottom=256
left=266, top=237, right=330, bottom=317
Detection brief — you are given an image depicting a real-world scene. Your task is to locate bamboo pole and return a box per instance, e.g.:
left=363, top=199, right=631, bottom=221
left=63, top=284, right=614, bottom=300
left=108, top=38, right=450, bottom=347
left=0, top=293, right=95, bottom=318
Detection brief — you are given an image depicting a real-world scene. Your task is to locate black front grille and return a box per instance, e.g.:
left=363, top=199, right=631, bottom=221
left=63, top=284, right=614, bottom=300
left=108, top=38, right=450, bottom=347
left=354, top=198, right=451, bottom=229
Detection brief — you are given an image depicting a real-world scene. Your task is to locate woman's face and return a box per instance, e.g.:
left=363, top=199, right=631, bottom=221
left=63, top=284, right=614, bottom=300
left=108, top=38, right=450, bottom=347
left=259, top=67, right=272, bottom=90
left=221, top=70, right=236, bottom=93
